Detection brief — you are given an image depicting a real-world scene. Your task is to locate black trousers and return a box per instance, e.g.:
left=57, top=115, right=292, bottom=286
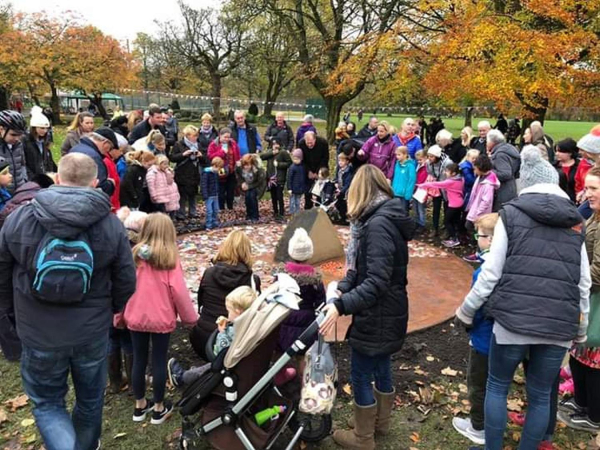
left=432, top=196, right=447, bottom=231
left=468, top=347, right=488, bottom=430
left=130, top=331, right=171, bottom=403
left=270, top=185, right=284, bottom=216
left=445, top=206, right=462, bottom=239
left=218, top=174, right=236, bottom=210
left=570, top=355, right=600, bottom=422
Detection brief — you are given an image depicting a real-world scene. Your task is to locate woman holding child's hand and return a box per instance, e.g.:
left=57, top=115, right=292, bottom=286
left=319, top=164, right=415, bottom=449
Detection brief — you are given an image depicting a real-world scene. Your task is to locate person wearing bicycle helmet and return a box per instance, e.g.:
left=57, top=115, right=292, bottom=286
left=0, top=110, right=28, bottom=192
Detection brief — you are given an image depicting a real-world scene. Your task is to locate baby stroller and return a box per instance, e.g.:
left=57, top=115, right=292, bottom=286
left=176, top=275, right=332, bottom=450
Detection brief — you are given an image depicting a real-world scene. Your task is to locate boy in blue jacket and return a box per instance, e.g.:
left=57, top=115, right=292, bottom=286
left=201, top=157, right=223, bottom=229
left=452, top=212, right=498, bottom=446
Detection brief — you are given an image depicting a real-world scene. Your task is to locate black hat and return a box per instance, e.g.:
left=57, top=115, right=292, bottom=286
left=95, top=127, right=119, bottom=150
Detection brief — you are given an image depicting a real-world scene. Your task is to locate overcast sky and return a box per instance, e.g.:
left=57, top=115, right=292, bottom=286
left=12, top=0, right=216, bottom=42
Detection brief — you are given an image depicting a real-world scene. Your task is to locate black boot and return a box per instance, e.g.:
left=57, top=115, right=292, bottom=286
left=108, top=352, right=122, bottom=394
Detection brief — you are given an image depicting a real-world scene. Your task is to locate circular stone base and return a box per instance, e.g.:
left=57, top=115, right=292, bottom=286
left=179, top=223, right=473, bottom=338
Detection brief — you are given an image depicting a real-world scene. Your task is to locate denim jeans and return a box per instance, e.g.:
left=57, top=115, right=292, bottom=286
left=205, top=196, right=219, bottom=229
left=289, top=194, right=302, bottom=215
left=351, top=349, right=393, bottom=406
left=485, top=335, right=566, bottom=450
left=412, top=199, right=426, bottom=227
left=130, top=332, right=171, bottom=403
left=21, top=336, right=109, bottom=450
left=244, top=188, right=259, bottom=220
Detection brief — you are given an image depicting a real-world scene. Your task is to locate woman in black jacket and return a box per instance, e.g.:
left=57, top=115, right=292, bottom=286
left=22, top=116, right=57, bottom=179
left=170, top=125, right=208, bottom=219
left=119, top=150, right=156, bottom=209
left=189, top=230, right=261, bottom=360
left=320, top=164, right=415, bottom=449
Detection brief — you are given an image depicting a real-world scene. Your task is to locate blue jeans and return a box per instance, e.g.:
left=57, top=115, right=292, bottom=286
left=289, top=194, right=302, bottom=214
left=21, top=336, right=108, bottom=450
left=205, top=196, right=219, bottom=229
left=412, top=199, right=426, bottom=227
left=244, top=188, right=259, bottom=220
left=485, top=335, right=566, bottom=450
left=351, top=349, right=393, bottom=406
left=579, top=200, right=593, bottom=220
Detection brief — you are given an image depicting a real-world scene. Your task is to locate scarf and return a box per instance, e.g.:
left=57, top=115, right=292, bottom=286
left=398, top=132, right=415, bottom=146
left=184, top=137, right=199, bottom=151
left=345, top=191, right=389, bottom=271
left=200, top=125, right=213, bottom=135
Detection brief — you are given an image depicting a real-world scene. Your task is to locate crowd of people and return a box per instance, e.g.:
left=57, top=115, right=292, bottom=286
left=0, top=102, right=599, bottom=450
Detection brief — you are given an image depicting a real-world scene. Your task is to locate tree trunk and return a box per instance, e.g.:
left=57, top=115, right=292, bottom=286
left=521, top=99, right=548, bottom=132
left=263, top=77, right=276, bottom=119
left=90, top=93, right=109, bottom=120
left=210, top=73, right=222, bottom=120
left=324, top=97, right=345, bottom=144
left=464, top=107, right=473, bottom=127
left=50, top=84, right=62, bottom=125
left=0, top=86, right=8, bottom=110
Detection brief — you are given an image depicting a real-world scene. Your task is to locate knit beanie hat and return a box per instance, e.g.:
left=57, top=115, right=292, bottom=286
left=29, top=106, right=50, bottom=128
left=427, top=145, right=442, bottom=158
left=520, top=145, right=559, bottom=189
left=292, top=148, right=303, bottom=160
left=288, top=228, right=314, bottom=261
left=577, top=124, right=600, bottom=154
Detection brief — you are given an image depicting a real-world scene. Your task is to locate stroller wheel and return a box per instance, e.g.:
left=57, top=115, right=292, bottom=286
left=290, top=413, right=332, bottom=443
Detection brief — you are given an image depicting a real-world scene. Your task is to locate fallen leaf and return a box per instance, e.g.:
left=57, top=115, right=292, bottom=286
left=414, top=368, right=429, bottom=376
left=4, top=394, right=28, bottom=412
left=419, top=387, right=434, bottom=405
left=0, top=408, right=7, bottom=425
left=22, top=433, right=36, bottom=444
left=113, top=433, right=127, bottom=439
left=577, top=442, right=587, bottom=450
left=513, top=374, right=525, bottom=385
left=458, top=384, right=468, bottom=394
left=410, top=432, right=420, bottom=443
left=20, top=418, right=34, bottom=427
left=426, top=355, right=435, bottom=362
left=342, top=383, right=352, bottom=396
left=441, top=367, right=458, bottom=377
left=512, top=431, right=521, bottom=442
left=399, top=364, right=411, bottom=371
left=507, top=398, right=524, bottom=412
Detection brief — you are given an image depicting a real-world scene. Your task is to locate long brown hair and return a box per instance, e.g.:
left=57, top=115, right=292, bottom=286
left=67, top=112, right=94, bottom=132
left=347, top=164, right=393, bottom=220
left=214, top=229, right=253, bottom=268
left=587, top=166, right=600, bottom=223
left=132, top=213, right=178, bottom=270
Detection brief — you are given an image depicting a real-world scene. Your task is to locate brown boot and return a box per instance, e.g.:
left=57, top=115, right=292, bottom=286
left=107, top=353, right=122, bottom=394
left=333, top=402, right=377, bottom=450
left=373, top=387, right=395, bottom=435
left=347, top=388, right=396, bottom=435
left=124, top=353, right=134, bottom=395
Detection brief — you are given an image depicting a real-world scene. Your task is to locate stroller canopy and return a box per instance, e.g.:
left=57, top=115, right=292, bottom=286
left=224, top=273, right=302, bottom=369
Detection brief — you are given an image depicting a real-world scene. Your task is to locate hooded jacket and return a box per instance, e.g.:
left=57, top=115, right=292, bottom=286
left=0, top=181, right=44, bottom=229
left=235, top=158, right=267, bottom=199
left=391, top=159, right=417, bottom=200
left=359, top=134, right=396, bottom=179
left=335, top=198, right=415, bottom=356
left=146, top=165, right=180, bottom=212
left=0, top=138, right=27, bottom=192
left=296, top=122, right=317, bottom=144
left=70, top=137, right=114, bottom=197
left=466, top=171, right=501, bottom=222
left=0, top=185, right=136, bottom=350
left=490, top=142, right=520, bottom=211
left=189, top=262, right=260, bottom=359
left=418, top=175, right=465, bottom=208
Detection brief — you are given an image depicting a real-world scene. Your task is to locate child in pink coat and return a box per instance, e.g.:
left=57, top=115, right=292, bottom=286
left=465, top=153, right=500, bottom=228
left=146, top=155, right=180, bottom=218
left=124, top=213, right=198, bottom=425
left=418, top=162, right=465, bottom=248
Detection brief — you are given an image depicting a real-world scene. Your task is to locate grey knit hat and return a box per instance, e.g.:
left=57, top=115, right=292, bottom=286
left=520, top=145, right=559, bottom=189
left=577, top=125, right=600, bottom=154
left=288, top=228, right=314, bottom=261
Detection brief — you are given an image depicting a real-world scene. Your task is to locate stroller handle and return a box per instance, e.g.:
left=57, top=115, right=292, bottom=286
left=293, top=311, right=327, bottom=351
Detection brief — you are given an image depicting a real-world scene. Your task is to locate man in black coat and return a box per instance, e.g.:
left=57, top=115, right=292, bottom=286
left=263, top=112, right=294, bottom=151
left=127, top=105, right=167, bottom=144
left=356, top=116, right=379, bottom=143
left=298, top=131, right=330, bottom=209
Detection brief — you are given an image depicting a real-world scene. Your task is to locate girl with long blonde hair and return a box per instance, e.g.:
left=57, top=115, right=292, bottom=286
left=61, top=112, right=95, bottom=156
left=320, top=164, right=415, bottom=448
left=123, top=213, right=197, bottom=424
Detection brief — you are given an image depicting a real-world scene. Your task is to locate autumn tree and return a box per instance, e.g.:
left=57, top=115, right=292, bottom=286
left=245, top=0, right=405, bottom=142
left=161, top=1, right=246, bottom=117
left=417, top=0, right=600, bottom=124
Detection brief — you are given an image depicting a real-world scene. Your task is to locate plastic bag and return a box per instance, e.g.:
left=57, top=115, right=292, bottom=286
left=299, top=334, right=337, bottom=415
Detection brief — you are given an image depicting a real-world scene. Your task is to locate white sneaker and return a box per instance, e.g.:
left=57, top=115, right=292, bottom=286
left=452, top=417, right=485, bottom=445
